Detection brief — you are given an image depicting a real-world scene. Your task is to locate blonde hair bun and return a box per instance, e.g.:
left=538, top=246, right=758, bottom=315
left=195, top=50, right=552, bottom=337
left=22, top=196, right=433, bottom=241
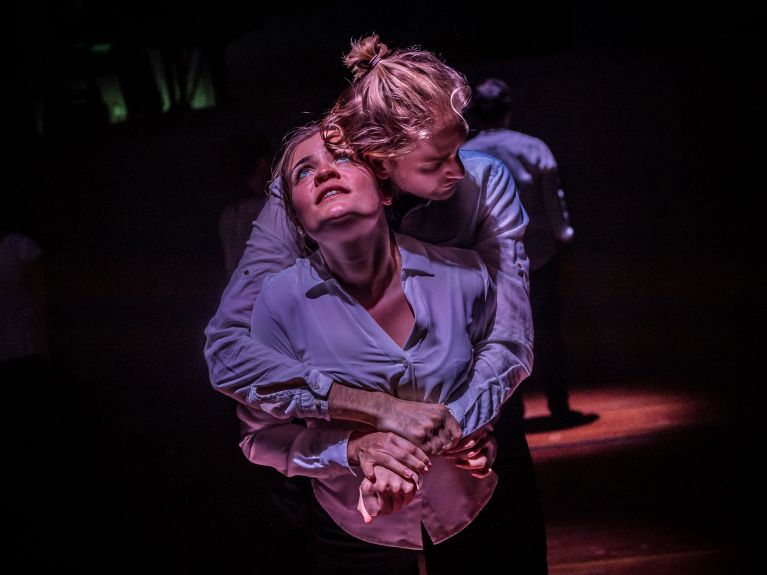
left=344, top=34, right=391, bottom=80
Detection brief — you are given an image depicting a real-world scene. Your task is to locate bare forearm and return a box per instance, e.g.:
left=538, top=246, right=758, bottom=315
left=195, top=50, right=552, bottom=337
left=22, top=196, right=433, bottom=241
left=328, top=382, right=460, bottom=454
left=328, top=383, right=391, bottom=428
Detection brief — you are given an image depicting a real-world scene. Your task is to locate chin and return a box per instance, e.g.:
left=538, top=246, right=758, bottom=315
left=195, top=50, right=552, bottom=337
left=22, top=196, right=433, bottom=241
left=314, top=210, right=382, bottom=235
left=427, top=185, right=458, bottom=201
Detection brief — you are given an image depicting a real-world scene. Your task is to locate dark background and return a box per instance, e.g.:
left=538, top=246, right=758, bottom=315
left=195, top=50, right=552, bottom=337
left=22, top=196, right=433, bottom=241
left=7, top=1, right=759, bottom=570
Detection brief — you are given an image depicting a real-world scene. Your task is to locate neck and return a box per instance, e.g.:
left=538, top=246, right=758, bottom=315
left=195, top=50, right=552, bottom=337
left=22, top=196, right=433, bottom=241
left=318, top=220, right=398, bottom=306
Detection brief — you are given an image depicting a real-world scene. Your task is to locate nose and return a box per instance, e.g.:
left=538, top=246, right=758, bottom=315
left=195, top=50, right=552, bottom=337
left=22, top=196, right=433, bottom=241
left=314, top=162, right=340, bottom=185
left=445, top=155, right=465, bottom=181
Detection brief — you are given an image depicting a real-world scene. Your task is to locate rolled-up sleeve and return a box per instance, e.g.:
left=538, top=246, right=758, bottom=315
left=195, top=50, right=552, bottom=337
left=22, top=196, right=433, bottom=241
left=445, top=262, right=512, bottom=435
left=449, top=159, right=534, bottom=435
left=237, top=403, right=353, bottom=478
left=203, top=191, right=332, bottom=419
left=244, top=278, right=335, bottom=418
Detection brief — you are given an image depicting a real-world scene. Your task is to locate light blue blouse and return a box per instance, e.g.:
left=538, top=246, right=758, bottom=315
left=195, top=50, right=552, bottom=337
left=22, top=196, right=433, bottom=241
left=237, top=233, right=499, bottom=548
left=206, top=150, right=533, bottom=436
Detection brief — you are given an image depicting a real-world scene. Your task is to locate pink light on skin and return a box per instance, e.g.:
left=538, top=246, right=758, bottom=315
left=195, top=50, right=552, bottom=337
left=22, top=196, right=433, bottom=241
left=376, top=123, right=467, bottom=201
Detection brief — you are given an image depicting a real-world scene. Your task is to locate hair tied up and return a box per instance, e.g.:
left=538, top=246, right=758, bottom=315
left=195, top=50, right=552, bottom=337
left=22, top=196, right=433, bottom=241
left=344, top=34, right=390, bottom=80
left=355, top=53, right=383, bottom=79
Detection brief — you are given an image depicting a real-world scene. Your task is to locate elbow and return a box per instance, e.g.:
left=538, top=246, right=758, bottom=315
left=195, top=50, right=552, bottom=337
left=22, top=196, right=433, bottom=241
left=238, top=435, right=260, bottom=465
left=238, top=434, right=292, bottom=477
left=514, top=342, right=534, bottom=376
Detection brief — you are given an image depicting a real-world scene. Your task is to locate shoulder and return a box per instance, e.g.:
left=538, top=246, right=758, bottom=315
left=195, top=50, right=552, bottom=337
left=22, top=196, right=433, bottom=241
left=253, top=259, right=327, bottom=328
left=458, top=148, right=505, bottom=171
left=455, top=149, right=518, bottom=206
left=520, top=130, right=554, bottom=150
left=259, top=259, right=313, bottom=299
left=510, top=131, right=557, bottom=168
left=458, top=149, right=513, bottom=186
left=400, top=234, right=488, bottom=281
left=462, top=129, right=506, bottom=152
left=419, top=240, right=492, bottom=304
left=511, top=130, right=549, bottom=149
left=425, top=241, right=484, bottom=268
left=466, top=130, right=556, bottom=167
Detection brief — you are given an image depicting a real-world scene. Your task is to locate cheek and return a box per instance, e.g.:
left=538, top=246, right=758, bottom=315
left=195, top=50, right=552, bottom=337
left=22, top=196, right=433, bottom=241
left=348, top=171, right=384, bottom=203
left=291, top=189, right=314, bottom=220
left=392, top=169, right=419, bottom=192
left=409, top=173, right=436, bottom=190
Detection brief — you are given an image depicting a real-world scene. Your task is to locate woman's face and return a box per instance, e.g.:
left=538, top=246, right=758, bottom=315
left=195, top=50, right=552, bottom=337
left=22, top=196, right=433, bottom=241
left=288, top=133, right=388, bottom=240
left=378, top=122, right=467, bottom=201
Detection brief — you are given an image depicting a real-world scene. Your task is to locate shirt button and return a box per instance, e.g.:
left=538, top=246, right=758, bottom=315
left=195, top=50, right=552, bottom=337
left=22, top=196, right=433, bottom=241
left=315, top=399, right=321, bottom=409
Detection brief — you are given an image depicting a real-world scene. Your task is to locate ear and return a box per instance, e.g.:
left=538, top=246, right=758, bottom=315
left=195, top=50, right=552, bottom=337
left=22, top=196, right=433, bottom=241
left=369, top=157, right=391, bottom=180
left=379, top=179, right=394, bottom=206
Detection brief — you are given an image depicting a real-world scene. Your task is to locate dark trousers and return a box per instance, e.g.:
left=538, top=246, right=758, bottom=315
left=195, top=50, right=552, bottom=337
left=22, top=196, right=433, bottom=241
left=308, top=424, right=547, bottom=575
left=529, top=256, right=570, bottom=416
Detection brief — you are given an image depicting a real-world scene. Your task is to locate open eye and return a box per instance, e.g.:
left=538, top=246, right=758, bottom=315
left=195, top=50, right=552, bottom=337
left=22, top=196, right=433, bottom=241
left=292, top=164, right=313, bottom=183
left=297, top=166, right=311, bottom=179
left=335, top=153, right=352, bottom=165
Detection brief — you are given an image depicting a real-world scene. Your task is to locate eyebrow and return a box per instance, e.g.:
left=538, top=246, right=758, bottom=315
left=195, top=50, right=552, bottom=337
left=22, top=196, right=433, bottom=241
left=289, top=155, right=315, bottom=180
left=291, top=154, right=313, bottom=169
left=423, top=152, right=452, bottom=162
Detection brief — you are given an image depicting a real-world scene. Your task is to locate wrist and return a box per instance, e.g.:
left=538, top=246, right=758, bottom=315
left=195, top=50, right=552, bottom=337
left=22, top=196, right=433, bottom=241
left=371, top=392, right=393, bottom=430
left=347, top=431, right=363, bottom=466
left=445, top=402, right=463, bottom=428
left=328, top=383, right=380, bottom=427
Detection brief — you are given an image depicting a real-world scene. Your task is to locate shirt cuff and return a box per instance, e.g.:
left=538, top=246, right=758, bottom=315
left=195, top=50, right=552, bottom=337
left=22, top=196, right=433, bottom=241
left=318, top=429, right=354, bottom=471
left=307, top=369, right=334, bottom=396
left=445, top=401, right=466, bottom=432
left=296, top=370, right=335, bottom=420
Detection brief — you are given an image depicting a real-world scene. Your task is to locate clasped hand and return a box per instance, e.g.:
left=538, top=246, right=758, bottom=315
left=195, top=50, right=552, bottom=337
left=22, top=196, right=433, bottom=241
left=354, top=425, right=496, bottom=523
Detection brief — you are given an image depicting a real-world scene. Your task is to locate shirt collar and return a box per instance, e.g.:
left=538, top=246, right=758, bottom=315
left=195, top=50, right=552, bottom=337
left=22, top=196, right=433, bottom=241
left=304, top=250, right=340, bottom=298
left=394, top=232, right=434, bottom=277
left=303, top=232, right=434, bottom=298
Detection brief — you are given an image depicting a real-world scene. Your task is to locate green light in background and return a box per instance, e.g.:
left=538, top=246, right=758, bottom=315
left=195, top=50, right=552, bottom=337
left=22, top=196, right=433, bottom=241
left=148, top=48, right=216, bottom=113
left=190, top=60, right=216, bottom=110
left=148, top=50, right=172, bottom=113
left=94, top=74, right=127, bottom=123
left=90, top=43, right=113, bottom=54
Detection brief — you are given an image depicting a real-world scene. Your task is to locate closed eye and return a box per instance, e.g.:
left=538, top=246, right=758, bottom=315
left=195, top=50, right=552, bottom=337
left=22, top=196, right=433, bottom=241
left=419, top=162, right=441, bottom=173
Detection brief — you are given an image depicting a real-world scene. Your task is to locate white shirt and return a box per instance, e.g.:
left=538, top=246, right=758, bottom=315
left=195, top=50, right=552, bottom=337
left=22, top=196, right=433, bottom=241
left=463, top=129, right=574, bottom=270
left=205, top=150, right=533, bottom=437
left=237, top=233, right=498, bottom=548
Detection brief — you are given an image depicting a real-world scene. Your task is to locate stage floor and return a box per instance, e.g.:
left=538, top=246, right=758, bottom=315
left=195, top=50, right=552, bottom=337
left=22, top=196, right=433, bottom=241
left=521, top=378, right=748, bottom=573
